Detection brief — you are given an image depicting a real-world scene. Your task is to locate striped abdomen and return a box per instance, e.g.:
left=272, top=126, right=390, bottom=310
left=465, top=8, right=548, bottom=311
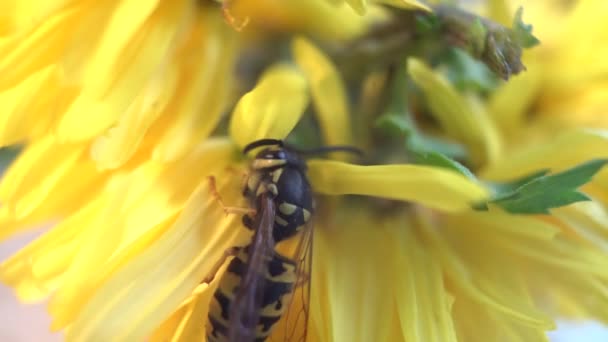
left=207, top=247, right=297, bottom=342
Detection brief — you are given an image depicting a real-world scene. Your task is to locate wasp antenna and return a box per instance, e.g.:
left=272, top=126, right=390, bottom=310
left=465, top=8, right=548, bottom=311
left=243, top=139, right=284, bottom=154
left=288, top=145, right=364, bottom=157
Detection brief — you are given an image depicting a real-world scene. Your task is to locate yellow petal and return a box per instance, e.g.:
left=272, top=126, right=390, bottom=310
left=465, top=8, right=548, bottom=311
left=408, top=58, right=502, bottom=167
left=57, top=0, right=192, bottom=142
left=396, top=227, right=457, bottom=342
left=230, top=64, right=309, bottom=149
left=292, top=37, right=353, bottom=147
left=152, top=11, right=238, bottom=162
left=421, top=216, right=556, bottom=330
left=0, top=6, right=77, bottom=90
left=344, top=0, right=367, bottom=15
left=317, top=215, right=399, bottom=341
left=308, top=160, right=488, bottom=212
left=487, top=63, right=542, bottom=136
left=481, top=129, right=608, bottom=180
left=230, top=0, right=370, bottom=39
left=0, top=200, right=93, bottom=301
left=47, top=138, right=238, bottom=329
left=90, top=63, right=177, bottom=169
left=0, top=136, right=101, bottom=224
left=554, top=201, right=608, bottom=248
left=447, top=209, right=560, bottom=241
left=0, top=66, right=77, bottom=145
left=376, top=0, right=431, bottom=12
left=485, top=0, right=511, bottom=25
left=66, top=176, right=246, bottom=341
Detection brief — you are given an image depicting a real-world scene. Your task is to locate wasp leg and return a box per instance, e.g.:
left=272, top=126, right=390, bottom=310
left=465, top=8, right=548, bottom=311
left=222, top=0, right=250, bottom=31
left=208, top=176, right=256, bottom=216
left=202, top=246, right=241, bottom=284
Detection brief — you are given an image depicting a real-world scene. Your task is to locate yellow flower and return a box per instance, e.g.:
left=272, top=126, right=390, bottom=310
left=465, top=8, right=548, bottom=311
left=486, top=0, right=608, bottom=138
left=1, top=1, right=608, bottom=342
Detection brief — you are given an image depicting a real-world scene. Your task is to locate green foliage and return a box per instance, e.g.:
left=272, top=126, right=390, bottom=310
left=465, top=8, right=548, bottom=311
left=409, top=149, right=475, bottom=180
left=511, top=7, right=541, bottom=48
left=0, top=146, right=20, bottom=173
left=431, top=4, right=539, bottom=80
left=475, top=159, right=608, bottom=214
left=443, top=49, right=498, bottom=94
left=375, top=67, right=472, bottom=178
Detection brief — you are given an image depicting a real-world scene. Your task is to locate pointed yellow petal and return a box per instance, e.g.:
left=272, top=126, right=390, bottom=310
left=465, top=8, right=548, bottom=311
left=0, top=199, right=102, bottom=302
left=319, top=216, right=397, bottom=341
left=408, top=58, right=502, bottom=167
left=57, top=0, right=192, bottom=142
left=152, top=11, right=238, bottom=162
left=0, top=136, right=102, bottom=224
left=344, top=0, right=367, bottom=15
left=66, top=177, right=246, bottom=341
left=421, top=218, right=556, bottom=329
left=447, top=209, right=560, bottom=241
left=0, top=6, right=77, bottom=90
left=481, top=129, right=608, bottom=180
left=485, top=0, right=511, bottom=25
left=397, top=227, right=457, bottom=342
left=230, top=64, right=309, bottom=149
left=47, top=138, right=238, bottom=329
left=308, top=160, right=488, bottom=212
left=91, top=65, right=177, bottom=169
left=488, top=64, right=542, bottom=135
left=0, top=66, right=74, bottom=145
left=292, top=37, right=353, bottom=147
left=376, top=0, right=431, bottom=12
left=554, top=201, right=608, bottom=247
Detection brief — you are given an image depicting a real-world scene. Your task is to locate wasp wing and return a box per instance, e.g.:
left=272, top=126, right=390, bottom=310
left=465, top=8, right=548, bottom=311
left=229, top=194, right=276, bottom=341
left=270, top=217, right=314, bottom=342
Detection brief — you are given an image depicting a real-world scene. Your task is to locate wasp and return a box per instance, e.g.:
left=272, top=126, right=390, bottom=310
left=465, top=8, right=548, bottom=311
left=206, top=138, right=360, bottom=342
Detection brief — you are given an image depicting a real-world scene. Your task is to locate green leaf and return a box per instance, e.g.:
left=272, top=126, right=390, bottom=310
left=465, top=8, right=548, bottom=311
left=476, top=159, right=608, bottom=214
left=511, top=6, right=540, bottom=48
left=443, top=48, right=498, bottom=94
left=410, top=149, right=476, bottom=180
left=486, top=169, right=549, bottom=195
left=374, top=65, right=471, bottom=177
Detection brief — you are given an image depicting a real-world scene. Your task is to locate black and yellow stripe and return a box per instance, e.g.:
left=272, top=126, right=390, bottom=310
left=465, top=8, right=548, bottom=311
left=207, top=248, right=297, bottom=342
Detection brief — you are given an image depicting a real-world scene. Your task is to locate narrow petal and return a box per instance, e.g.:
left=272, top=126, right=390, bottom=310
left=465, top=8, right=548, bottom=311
left=66, top=176, right=246, bottom=341
left=57, top=0, right=191, bottom=142
left=408, top=58, right=502, bottom=167
left=397, top=227, right=457, bottom=342
left=0, top=199, right=102, bottom=301
left=421, top=215, right=556, bottom=330
left=553, top=202, right=608, bottom=249
left=90, top=63, right=177, bottom=169
left=317, top=215, right=399, bottom=341
left=481, top=129, right=608, bottom=180
left=376, top=0, right=431, bottom=12
left=344, top=0, right=367, bottom=15
left=488, top=63, right=543, bottom=135
left=0, top=135, right=103, bottom=228
left=152, top=11, right=238, bottom=162
left=0, top=6, right=77, bottom=90
left=308, top=160, right=488, bottom=212
left=292, top=37, right=353, bottom=147
left=46, top=138, right=238, bottom=329
left=229, top=0, right=371, bottom=39
left=0, top=66, right=76, bottom=145
left=230, top=64, right=309, bottom=149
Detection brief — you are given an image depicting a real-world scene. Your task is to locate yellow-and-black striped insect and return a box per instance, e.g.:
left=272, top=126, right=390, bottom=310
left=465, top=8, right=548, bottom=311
left=206, top=138, right=361, bottom=342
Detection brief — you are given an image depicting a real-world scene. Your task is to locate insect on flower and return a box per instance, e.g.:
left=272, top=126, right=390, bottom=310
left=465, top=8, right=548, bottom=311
left=205, top=138, right=361, bottom=342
